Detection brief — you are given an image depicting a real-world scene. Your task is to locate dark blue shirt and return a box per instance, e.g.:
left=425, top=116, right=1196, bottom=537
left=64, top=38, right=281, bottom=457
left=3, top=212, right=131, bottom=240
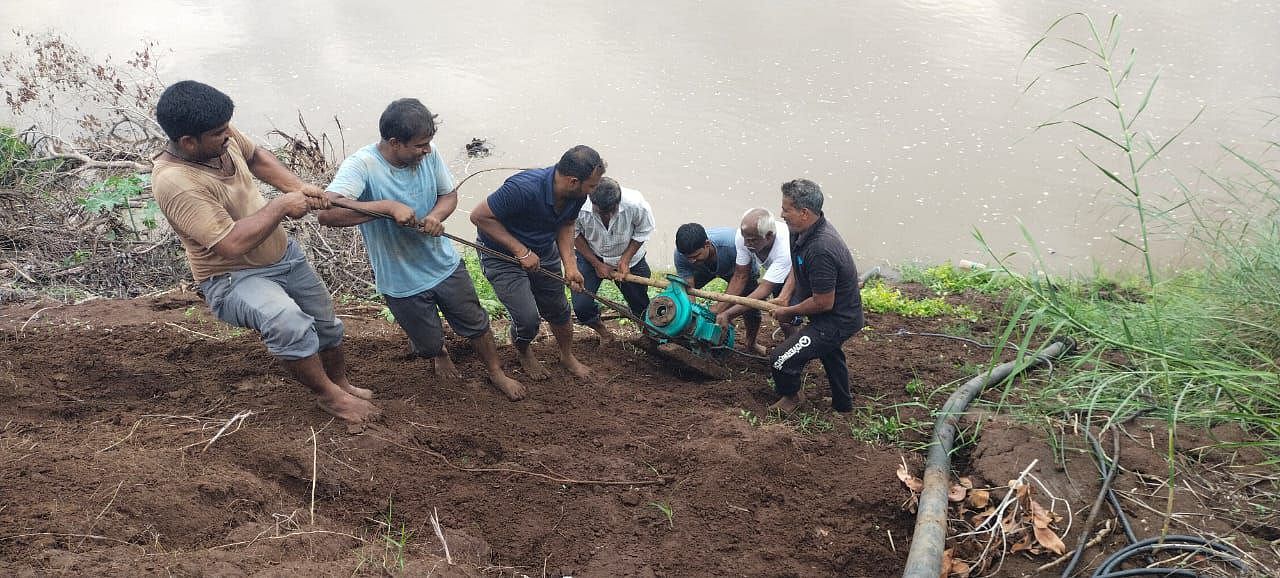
left=478, top=167, right=585, bottom=261
left=674, top=226, right=756, bottom=288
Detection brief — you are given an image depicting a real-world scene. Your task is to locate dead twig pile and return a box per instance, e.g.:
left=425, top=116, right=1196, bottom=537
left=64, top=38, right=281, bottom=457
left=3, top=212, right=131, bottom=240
left=1, top=32, right=375, bottom=303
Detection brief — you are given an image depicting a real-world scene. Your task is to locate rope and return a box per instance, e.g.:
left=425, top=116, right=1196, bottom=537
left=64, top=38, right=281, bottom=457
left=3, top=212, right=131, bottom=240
left=325, top=195, right=653, bottom=331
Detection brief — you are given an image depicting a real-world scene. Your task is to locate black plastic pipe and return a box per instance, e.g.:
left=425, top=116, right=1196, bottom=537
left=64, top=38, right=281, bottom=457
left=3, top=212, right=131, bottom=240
left=902, top=338, right=1072, bottom=578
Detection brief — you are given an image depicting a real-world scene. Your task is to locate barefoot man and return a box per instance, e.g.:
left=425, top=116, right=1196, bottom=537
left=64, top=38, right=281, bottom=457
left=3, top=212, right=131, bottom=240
left=470, top=146, right=605, bottom=380
left=152, top=80, right=379, bottom=423
left=767, top=179, right=864, bottom=414
left=317, top=98, right=525, bottom=400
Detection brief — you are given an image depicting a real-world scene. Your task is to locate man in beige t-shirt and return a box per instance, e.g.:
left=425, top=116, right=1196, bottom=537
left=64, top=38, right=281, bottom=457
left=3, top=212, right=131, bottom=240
left=153, top=80, right=379, bottom=424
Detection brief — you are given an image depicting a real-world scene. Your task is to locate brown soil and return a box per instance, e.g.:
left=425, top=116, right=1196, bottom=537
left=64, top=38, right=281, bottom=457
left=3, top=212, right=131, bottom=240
left=1, top=289, right=1276, bottom=576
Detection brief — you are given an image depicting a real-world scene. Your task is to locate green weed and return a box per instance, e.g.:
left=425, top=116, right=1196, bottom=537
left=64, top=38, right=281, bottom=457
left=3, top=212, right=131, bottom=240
left=377, top=498, right=413, bottom=572
left=904, top=377, right=925, bottom=396
left=80, top=174, right=160, bottom=238
left=648, top=501, right=675, bottom=528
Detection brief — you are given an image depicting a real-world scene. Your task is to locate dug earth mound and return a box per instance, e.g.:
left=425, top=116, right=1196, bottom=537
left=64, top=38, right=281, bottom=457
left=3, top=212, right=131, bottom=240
left=1, top=289, right=1275, bottom=576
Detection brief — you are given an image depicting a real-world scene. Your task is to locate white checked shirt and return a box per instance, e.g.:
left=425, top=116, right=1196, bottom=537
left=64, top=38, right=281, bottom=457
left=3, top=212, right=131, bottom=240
left=574, top=187, right=655, bottom=267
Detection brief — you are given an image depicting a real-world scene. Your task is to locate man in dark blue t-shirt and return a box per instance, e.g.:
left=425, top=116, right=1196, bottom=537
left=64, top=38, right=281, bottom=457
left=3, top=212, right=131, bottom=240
left=470, top=145, right=605, bottom=381
left=767, top=178, right=864, bottom=413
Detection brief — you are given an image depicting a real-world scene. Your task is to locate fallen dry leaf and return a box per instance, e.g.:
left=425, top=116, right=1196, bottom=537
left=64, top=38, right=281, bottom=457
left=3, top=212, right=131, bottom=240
left=1010, top=530, right=1035, bottom=553
left=1028, top=499, right=1067, bottom=555
left=897, top=462, right=924, bottom=493
left=948, top=484, right=967, bottom=502
left=958, top=476, right=973, bottom=489
left=967, top=489, right=990, bottom=509
left=970, top=506, right=996, bottom=527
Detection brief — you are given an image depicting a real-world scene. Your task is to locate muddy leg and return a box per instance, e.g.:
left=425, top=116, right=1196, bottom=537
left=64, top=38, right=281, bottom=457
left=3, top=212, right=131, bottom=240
left=472, top=329, right=526, bottom=400
left=549, top=321, right=591, bottom=379
left=319, top=346, right=373, bottom=400
left=284, top=354, right=380, bottom=423
left=432, top=344, right=462, bottom=380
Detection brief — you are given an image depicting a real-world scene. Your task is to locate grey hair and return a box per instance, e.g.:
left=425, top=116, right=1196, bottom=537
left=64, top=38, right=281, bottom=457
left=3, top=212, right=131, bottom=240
left=781, top=178, right=824, bottom=214
left=740, top=207, right=776, bottom=236
left=589, top=176, right=622, bottom=210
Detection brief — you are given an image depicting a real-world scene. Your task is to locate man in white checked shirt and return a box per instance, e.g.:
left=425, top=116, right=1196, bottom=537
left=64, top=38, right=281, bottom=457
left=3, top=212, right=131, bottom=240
left=572, top=177, right=656, bottom=342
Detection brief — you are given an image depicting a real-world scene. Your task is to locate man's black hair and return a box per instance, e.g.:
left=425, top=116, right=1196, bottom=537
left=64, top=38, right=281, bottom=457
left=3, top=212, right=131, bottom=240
left=675, top=223, right=709, bottom=255
left=781, top=178, right=825, bottom=215
left=555, top=145, right=606, bottom=180
left=379, top=98, right=438, bottom=143
left=589, top=177, right=622, bottom=211
left=155, top=80, right=234, bottom=141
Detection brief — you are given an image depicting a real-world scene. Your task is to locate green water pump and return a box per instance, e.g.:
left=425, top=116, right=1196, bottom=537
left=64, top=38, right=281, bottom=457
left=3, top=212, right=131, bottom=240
left=644, top=275, right=735, bottom=350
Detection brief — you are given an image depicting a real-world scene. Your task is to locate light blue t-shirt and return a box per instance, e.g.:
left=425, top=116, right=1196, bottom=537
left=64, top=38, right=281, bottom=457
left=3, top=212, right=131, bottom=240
left=327, top=143, right=460, bottom=298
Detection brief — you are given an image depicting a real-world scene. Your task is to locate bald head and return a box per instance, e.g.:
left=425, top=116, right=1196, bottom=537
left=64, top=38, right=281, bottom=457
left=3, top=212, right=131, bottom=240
left=739, top=208, right=777, bottom=256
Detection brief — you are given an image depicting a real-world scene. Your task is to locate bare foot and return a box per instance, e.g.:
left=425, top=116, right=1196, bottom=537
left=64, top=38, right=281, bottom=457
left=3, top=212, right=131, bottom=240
left=488, top=371, right=527, bottom=401
left=561, top=354, right=592, bottom=380
left=317, top=392, right=382, bottom=424
left=331, top=377, right=373, bottom=400
left=589, top=321, right=616, bottom=344
left=339, top=383, right=375, bottom=400
left=747, top=342, right=767, bottom=356
left=768, top=392, right=805, bottom=415
left=517, top=348, right=550, bottom=380
left=433, top=354, right=462, bottom=380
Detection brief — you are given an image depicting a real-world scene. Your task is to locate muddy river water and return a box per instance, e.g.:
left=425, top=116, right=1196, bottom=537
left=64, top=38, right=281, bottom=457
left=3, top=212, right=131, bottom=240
left=3, top=0, right=1277, bottom=273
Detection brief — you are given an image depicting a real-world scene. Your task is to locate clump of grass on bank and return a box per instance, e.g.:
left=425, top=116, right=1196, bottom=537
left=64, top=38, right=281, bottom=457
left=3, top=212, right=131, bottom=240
left=860, top=280, right=977, bottom=320
left=900, top=262, right=1018, bottom=296
left=979, top=12, right=1280, bottom=464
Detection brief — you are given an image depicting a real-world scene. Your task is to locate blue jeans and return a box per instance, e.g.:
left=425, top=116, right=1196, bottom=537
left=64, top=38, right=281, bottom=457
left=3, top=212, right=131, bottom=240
left=572, top=254, right=652, bottom=325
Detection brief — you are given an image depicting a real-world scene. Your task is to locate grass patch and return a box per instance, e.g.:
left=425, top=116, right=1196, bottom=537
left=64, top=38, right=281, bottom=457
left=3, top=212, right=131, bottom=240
left=900, top=262, right=1016, bottom=295
left=846, top=404, right=930, bottom=447
left=860, top=280, right=977, bottom=320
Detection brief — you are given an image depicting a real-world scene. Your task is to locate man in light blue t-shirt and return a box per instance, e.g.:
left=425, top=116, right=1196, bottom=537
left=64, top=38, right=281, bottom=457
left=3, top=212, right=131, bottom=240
left=318, top=98, right=525, bottom=401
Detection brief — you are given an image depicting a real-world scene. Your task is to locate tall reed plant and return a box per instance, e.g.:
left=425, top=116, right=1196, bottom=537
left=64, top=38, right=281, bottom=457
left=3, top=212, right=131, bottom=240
left=977, top=13, right=1280, bottom=504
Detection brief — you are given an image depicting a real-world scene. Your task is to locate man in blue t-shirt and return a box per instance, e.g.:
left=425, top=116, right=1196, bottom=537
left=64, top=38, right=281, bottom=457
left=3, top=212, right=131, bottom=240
left=470, top=145, right=605, bottom=381
left=318, top=98, right=525, bottom=401
left=673, top=223, right=765, bottom=353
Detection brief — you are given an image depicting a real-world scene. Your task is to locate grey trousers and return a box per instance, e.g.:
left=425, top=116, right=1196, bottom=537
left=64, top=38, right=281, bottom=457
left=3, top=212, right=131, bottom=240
left=198, top=239, right=343, bottom=360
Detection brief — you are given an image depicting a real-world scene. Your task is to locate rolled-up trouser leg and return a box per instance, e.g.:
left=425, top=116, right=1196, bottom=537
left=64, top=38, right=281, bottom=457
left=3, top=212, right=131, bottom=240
left=384, top=291, right=446, bottom=357
left=281, top=249, right=344, bottom=351
left=481, top=253, right=569, bottom=346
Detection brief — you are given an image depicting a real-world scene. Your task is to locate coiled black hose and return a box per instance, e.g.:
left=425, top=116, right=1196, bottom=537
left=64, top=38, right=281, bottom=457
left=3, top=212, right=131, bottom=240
left=1063, top=427, right=1249, bottom=578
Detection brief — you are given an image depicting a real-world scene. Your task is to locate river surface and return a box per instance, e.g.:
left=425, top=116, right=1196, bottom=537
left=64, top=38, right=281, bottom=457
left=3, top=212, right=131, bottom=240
left=3, top=0, right=1277, bottom=273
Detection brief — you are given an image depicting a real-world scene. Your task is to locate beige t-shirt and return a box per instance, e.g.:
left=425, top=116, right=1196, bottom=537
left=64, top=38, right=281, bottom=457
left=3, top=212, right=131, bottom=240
left=153, top=126, right=287, bottom=283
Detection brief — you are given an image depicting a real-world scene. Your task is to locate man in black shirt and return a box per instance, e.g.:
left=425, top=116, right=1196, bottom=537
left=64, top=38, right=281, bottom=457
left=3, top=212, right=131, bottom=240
left=767, top=179, right=864, bottom=413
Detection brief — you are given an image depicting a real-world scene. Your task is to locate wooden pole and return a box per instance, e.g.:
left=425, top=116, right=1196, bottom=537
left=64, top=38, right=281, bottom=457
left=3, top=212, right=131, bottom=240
left=620, top=274, right=779, bottom=312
